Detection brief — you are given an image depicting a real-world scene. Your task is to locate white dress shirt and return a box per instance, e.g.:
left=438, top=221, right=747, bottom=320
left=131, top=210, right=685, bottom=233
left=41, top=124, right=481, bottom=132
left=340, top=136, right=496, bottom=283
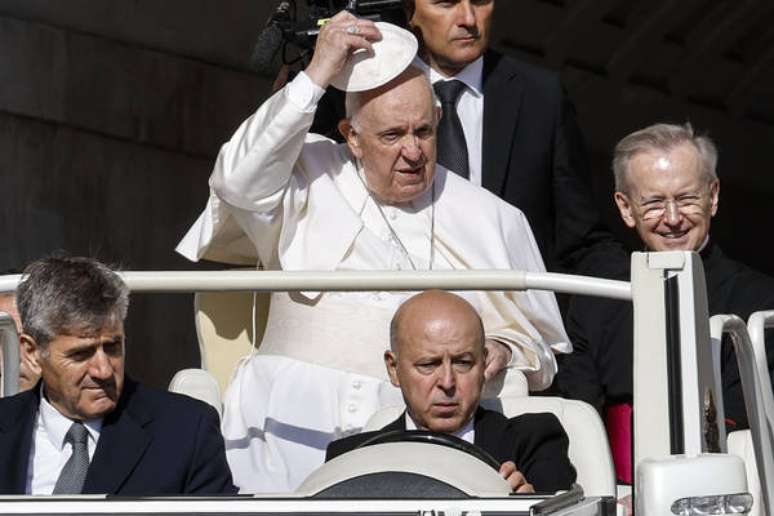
left=413, top=56, right=484, bottom=187
left=26, top=387, right=102, bottom=494
left=405, top=412, right=475, bottom=444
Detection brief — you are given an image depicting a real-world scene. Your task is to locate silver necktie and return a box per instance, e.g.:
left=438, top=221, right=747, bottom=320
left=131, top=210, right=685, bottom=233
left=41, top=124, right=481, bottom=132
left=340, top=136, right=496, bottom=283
left=52, top=422, right=90, bottom=494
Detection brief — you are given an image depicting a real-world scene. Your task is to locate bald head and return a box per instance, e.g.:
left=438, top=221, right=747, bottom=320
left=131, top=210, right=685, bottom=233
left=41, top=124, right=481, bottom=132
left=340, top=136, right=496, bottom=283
left=385, top=290, right=486, bottom=432
left=390, top=290, right=484, bottom=355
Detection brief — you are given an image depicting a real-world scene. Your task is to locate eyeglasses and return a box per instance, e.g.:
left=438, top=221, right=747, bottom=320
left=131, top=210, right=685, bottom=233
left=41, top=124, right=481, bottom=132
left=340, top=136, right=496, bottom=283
left=635, top=191, right=710, bottom=221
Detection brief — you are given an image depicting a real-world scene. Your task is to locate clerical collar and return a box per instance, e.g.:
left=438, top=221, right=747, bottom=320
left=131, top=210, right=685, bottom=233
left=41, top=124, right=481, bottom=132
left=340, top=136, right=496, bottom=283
left=412, top=55, right=484, bottom=98
left=697, top=235, right=710, bottom=254
left=39, top=384, right=102, bottom=451
left=643, top=235, right=711, bottom=255
left=405, top=411, right=475, bottom=444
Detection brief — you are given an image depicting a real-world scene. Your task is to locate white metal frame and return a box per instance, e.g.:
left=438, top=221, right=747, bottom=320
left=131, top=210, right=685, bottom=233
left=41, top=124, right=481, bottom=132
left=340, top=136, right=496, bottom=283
left=711, top=314, right=774, bottom=515
left=0, top=270, right=632, bottom=298
left=1, top=253, right=770, bottom=515
left=0, top=495, right=608, bottom=515
left=747, top=310, right=774, bottom=402
left=632, top=251, right=727, bottom=467
left=0, top=313, right=19, bottom=398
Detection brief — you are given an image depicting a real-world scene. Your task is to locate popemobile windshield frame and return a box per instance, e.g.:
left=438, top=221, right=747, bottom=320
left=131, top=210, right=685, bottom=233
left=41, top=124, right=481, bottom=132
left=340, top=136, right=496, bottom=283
left=0, top=251, right=770, bottom=516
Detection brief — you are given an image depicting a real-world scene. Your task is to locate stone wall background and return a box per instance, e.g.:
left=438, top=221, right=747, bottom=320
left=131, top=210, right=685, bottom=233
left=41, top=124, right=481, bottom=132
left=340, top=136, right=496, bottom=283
left=2, top=1, right=773, bottom=386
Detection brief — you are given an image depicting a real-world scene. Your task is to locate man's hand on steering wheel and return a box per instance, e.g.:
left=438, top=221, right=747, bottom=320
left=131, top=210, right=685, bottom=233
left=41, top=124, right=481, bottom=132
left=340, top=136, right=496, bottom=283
left=499, top=460, right=535, bottom=493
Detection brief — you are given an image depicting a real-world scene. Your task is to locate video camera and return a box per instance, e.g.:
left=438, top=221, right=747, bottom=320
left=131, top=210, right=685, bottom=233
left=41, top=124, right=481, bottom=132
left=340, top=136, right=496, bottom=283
left=251, top=0, right=407, bottom=77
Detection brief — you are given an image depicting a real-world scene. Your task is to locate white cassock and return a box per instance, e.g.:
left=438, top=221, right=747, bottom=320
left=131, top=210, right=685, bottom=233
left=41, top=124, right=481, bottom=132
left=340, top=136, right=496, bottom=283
left=176, top=72, right=571, bottom=493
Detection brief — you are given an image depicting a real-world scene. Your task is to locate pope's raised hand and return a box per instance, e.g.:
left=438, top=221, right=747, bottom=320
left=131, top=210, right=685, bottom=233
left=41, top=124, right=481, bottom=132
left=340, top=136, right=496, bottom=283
left=305, top=10, right=382, bottom=89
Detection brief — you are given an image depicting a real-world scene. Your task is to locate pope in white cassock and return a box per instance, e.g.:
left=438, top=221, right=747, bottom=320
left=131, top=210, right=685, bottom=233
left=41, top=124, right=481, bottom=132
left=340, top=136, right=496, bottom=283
left=176, top=13, right=571, bottom=493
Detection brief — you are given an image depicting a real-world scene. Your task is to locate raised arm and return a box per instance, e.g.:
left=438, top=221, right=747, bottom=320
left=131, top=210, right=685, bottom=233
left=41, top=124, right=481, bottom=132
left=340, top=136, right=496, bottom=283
left=176, top=12, right=381, bottom=265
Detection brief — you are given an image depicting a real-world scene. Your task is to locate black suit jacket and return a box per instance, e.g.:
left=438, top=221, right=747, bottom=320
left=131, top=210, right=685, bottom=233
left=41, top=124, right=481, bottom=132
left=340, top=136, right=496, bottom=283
left=311, top=51, right=624, bottom=276
left=479, top=50, right=624, bottom=275
left=325, top=407, right=576, bottom=493
left=0, top=378, right=237, bottom=495
left=558, top=241, right=774, bottom=430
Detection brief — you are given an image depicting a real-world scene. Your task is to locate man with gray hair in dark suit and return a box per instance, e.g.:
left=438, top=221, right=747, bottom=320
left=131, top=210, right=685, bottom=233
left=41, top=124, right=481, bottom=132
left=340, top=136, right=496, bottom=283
left=0, top=255, right=236, bottom=495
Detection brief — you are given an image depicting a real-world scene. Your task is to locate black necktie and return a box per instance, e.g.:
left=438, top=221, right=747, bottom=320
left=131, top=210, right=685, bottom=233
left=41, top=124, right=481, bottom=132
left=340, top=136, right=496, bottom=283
left=434, top=80, right=470, bottom=179
left=53, top=422, right=90, bottom=494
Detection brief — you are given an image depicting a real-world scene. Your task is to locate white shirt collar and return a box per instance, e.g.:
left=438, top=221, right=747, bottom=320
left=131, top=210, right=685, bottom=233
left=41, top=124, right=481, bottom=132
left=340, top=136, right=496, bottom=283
left=405, top=411, right=476, bottom=444
left=413, top=55, right=484, bottom=97
left=697, top=235, right=710, bottom=253
left=39, top=384, right=103, bottom=450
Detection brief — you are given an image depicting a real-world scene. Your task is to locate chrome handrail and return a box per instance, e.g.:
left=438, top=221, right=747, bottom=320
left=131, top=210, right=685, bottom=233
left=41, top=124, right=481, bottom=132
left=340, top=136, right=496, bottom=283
left=710, top=314, right=774, bottom=515
left=0, top=270, right=631, bottom=299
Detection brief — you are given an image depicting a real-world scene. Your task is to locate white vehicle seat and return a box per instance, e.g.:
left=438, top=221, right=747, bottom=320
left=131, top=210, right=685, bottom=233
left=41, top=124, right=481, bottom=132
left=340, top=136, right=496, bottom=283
left=728, top=430, right=761, bottom=516
left=194, top=290, right=270, bottom=394
left=168, top=368, right=223, bottom=419
left=364, top=396, right=616, bottom=497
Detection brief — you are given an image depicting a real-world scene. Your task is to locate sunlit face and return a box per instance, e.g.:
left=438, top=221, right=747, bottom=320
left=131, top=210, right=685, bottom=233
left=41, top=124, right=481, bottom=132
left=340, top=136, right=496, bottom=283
left=28, top=321, right=125, bottom=420
left=411, top=0, right=494, bottom=77
left=385, top=295, right=485, bottom=432
left=340, top=72, right=439, bottom=204
left=614, top=143, right=719, bottom=252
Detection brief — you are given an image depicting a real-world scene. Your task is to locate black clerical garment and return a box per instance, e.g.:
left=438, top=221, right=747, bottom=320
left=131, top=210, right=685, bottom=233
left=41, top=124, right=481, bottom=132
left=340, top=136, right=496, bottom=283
left=558, top=241, right=774, bottom=430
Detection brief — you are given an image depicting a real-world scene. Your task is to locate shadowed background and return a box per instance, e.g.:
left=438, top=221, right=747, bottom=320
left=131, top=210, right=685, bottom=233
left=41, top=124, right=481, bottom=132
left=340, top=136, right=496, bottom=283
left=1, top=0, right=773, bottom=386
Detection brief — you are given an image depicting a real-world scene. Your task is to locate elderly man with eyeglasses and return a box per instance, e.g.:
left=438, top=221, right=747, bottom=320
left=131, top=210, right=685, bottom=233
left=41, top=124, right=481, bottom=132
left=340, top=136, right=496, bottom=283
left=557, top=122, right=774, bottom=484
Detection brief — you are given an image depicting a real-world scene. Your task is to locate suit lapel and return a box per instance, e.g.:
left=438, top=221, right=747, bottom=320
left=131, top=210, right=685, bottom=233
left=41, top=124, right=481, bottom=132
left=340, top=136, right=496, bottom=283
left=481, top=51, right=524, bottom=197
left=384, top=413, right=407, bottom=433
left=82, top=380, right=152, bottom=494
left=472, top=407, right=509, bottom=464
left=0, top=387, right=39, bottom=493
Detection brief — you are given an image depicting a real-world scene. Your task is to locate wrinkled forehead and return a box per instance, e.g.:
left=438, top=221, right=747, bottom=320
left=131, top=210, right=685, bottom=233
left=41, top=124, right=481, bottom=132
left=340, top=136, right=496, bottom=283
left=359, top=75, right=434, bottom=124
left=398, top=316, right=485, bottom=359
left=56, top=316, right=125, bottom=341
left=628, top=146, right=708, bottom=195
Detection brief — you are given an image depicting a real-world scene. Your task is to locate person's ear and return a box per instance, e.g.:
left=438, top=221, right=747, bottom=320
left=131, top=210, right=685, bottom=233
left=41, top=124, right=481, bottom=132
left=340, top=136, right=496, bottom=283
left=19, top=342, right=42, bottom=391
left=20, top=334, right=43, bottom=371
left=614, top=191, right=637, bottom=229
left=708, top=179, right=720, bottom=217
left=384, top=350, right=400, bottom=388
left=338, top=119, right=363, bottom=160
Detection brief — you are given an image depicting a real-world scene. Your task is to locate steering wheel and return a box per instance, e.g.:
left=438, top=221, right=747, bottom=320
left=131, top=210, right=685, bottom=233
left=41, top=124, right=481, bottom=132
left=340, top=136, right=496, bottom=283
left=357, top=430, right=502, bottom=471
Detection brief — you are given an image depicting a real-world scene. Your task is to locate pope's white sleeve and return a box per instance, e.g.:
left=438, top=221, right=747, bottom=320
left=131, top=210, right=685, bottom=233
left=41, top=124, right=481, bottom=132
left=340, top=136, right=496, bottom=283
left=482, top=210, right=572, bottom=391
left=176, top=73, right=326, bottom=265
left=210, top=72, right=325, bottom=212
